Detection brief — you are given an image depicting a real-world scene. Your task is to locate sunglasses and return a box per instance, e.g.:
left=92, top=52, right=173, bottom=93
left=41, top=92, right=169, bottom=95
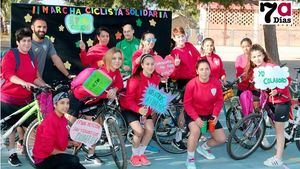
left=145, top=38, right=157, bottom=43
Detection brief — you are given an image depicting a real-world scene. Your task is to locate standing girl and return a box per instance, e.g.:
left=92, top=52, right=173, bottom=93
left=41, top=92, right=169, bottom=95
left=170, top=26, right=200, bottom=88
left=79, top=27, right=110, bottom=68
left=245, top=44, right=291, bottom=167
left=131, top=32, right=159, bottom=74
left=199, top=38, right=226, bottom=83
left=235, top=38, right=253, bottom=95
left=121, top=54, right=160, bottom=167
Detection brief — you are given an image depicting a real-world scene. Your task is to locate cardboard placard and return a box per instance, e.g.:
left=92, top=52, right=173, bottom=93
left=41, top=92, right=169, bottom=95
left=82, top=69, right=112, bottom=96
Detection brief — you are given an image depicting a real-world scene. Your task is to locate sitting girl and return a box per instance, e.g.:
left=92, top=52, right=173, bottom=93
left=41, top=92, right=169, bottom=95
left=33, top=92, right=85, bottom=169
left=120, top=54, right=160, bottom=167
left=66, top=47, right=124, bottom=164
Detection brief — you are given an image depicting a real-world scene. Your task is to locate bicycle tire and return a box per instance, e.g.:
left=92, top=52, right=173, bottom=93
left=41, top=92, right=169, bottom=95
left=295, top=125, right=300, bottom=151
left=227, top=113, right=265, bottom=160
left=259, top=114, right=276, bottom=150
left=107, top=118, right=127, bottom=169
left=226, top=106, right=243, bottom=132
left=126, top=126, right=134, bottom=144
left=23, top=119, right=39, bottom=167
left=154, top=113, right=188, bottom=154
left=81, top=108, right=127, bottom=157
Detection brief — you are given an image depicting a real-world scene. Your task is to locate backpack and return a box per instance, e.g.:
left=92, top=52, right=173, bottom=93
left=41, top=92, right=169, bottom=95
left=71, top=67, right=96, bottom=90
left=1, top=48, right=35, bottom=86
left=239, top=90, right=254, bottom=117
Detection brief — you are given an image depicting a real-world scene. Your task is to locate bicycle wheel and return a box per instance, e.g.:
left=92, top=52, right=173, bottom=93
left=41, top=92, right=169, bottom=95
left=23, top=119, right=39, bottom=167
left=154, top=113, right=188, bottom=154
left=107, top=118, right=127, bottom=169
left=226, top=106, right=243, bottom=132
left=82, top=108, right=127, bottom=157
left=260, top=114, right=276, bottom=150
left=107, top=107, right=128, bottom=137
left=227, top=113, right=265, bottom=160
left=126, top=126, right=134, bottom=144
left=295, top=125, right=300, bottom=151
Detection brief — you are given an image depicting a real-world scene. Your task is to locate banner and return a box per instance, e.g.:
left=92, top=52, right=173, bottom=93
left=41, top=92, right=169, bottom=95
left=11, top=3, right=172, bottom=83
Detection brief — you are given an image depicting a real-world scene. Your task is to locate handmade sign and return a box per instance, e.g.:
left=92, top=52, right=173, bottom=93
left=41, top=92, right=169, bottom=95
left=82, top=69, right=112, bottom=96
left=141, top=83, right=176, bottom=115
left=65, top=14, right=94, bottom=34
left=70, top=119, right=102, bottom=147
left=253, top=66, right=289, bottom=90
left=154, top=55, right=175, bottom=78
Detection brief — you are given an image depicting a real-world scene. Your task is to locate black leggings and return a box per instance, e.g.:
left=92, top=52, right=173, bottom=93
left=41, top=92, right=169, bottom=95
left=35, top=154, right=85, bottom=169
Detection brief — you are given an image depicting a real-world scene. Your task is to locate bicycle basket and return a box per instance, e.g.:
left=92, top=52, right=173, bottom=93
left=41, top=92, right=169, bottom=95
left=223, top=89, right=235, bottom=101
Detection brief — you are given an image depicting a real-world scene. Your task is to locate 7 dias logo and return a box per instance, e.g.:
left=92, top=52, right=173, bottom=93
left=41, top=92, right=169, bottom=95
left=259, top=1, right=293, bottom=25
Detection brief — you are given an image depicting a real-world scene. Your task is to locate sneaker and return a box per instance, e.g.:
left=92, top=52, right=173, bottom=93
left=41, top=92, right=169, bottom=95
left=185, top=158, right=197, bottom=169
left=196, top=145, right=215, bottom=160
left=171, top=139, right=187, bottom=150
left=263, top=156, right=283, bottom=167
left=130, top=155, right=142, bottom=167
left=17, top=140, right=24, bottom=154
left=85, top=154, right=103, bottom=164
left=261, top=137, right=270, bottom=147
left=8, top=153, right=22, bottom=167
left=139, top=154, right=151, bottom=166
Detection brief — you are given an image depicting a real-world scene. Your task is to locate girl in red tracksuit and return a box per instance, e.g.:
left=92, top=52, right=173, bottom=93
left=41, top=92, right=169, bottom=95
left=199, top=38, right=226, bottom=83
left=66, top=47, right=124, bottom=163
left=121, top=54, right=160, bottom=167
left=131, top=32, right=160, bottom=75
left=184, top=59, right=226, bottom=169
left=170, top=27, right=200, bottom=88
left=244, top=44, right=291, bottom=167
left=33, top=92, right=85, bottom=169
left=79, top=27, right=110, bottom=68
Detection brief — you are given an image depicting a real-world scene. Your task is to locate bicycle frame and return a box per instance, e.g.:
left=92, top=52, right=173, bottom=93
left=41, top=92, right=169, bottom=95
left=1, top=99, right=42, bottom=140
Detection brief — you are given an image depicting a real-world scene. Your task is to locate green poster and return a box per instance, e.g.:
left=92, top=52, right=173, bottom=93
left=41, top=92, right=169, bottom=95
left=82, top=70, right=112, bottom=96
left=65, top=14, right=94, bottom=34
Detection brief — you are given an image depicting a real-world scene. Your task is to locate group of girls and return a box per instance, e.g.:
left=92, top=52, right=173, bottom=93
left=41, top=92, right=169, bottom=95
left=32, top=25, right=290, bottom=169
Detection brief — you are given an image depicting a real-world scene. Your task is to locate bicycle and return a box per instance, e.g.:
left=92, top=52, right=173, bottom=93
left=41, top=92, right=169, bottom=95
left=223, top=77, right=243, bottom=132
left=73, top=97, right=128, bottom=169
left=22, top=80, right=71, bottom=166
left=226, top=91, right=300, bottom=160
left=0, top=85, right=59, bottom=167
left=153, top=79, right=190, bottom=154
left=289, top=67, right=300, bottom=99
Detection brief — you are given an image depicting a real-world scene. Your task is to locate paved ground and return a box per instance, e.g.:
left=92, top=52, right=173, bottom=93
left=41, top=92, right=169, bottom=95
left=1, top=111, right=300, bottom=169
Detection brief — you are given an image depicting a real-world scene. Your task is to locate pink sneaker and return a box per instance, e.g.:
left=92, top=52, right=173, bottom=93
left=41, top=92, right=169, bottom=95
left=140, top=155, right=151, bottom=166
left=130, top=155, right=141, bottom=167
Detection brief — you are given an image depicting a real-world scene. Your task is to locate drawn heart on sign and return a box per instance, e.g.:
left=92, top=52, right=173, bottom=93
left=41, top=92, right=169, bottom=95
left=154, top=55, right=175, bottom=78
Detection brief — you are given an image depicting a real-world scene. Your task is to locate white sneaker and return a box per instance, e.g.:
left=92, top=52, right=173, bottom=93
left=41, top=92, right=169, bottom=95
left=185, top=158, right=197, bottom=169
left=263, top=156, right=283, bottom=167
left=196, top=145, right=215, bottom=160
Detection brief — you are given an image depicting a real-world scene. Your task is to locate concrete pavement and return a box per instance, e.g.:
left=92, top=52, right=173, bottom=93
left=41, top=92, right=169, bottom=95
left=1, top=110, right=300, bottom=169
